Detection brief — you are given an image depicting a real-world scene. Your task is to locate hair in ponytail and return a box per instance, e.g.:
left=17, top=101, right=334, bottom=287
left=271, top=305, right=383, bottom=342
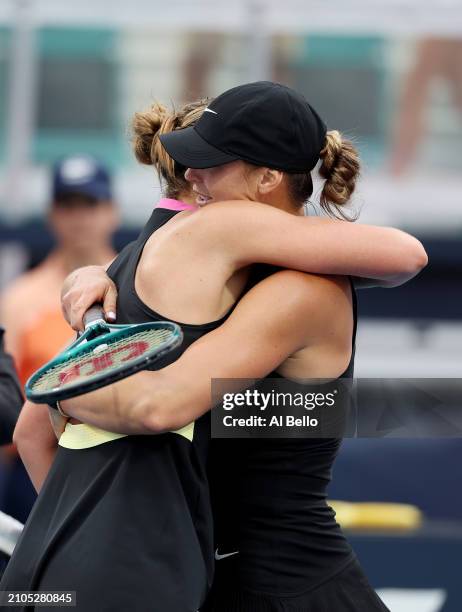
left=285, top=130, right=360, bottom=219
left=318, top=130, right=360, bottom=220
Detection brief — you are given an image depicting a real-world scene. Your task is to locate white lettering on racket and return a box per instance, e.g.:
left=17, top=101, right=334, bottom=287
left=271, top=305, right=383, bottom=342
left=58, top=341, right=149, bottom=386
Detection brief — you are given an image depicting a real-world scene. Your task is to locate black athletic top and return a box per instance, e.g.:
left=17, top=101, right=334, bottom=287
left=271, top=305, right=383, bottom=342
left=0, top=204, right=230, bottom=612
left=208, top=265, right=358, bottom=597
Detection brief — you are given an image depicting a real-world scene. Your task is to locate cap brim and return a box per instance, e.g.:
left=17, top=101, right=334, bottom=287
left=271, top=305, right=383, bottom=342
left=159, top=127, right=237, bottom=169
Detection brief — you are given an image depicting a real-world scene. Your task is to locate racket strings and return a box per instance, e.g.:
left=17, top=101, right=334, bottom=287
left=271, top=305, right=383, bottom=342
left=31, top=327, right=175, bottom=392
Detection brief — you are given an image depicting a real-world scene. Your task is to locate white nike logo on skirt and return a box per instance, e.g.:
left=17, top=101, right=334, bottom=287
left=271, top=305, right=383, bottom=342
left=215, top=548, right=239, bottom=561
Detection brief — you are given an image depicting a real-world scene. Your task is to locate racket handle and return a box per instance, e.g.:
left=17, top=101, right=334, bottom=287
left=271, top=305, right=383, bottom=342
left=83, top=305, right=106, bottom=329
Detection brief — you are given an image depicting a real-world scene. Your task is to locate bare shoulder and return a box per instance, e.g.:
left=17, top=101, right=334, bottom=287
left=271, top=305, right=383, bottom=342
left=222, top=268, right=351, bottom=327
left=256, top=270, right=353, bottom=340
left=258, top=269, right=351, bottom=307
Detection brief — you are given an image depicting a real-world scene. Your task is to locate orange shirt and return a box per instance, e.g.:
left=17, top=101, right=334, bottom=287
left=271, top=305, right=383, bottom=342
left=16, top=309, right=74, bottom=386
left=0, top=254, right=75, bottom=387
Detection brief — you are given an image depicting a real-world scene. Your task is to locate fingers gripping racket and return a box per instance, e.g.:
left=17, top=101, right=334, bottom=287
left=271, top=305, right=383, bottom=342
left=25, top=306, right=183, bottom=404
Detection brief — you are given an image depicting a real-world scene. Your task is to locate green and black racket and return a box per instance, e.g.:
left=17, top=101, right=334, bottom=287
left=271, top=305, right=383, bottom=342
left=25, top=306, right=183, bottom=404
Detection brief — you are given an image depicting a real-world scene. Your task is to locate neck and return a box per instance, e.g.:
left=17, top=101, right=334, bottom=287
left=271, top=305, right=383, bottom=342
left=260, top=192, right=303, bottom=216
left=176, top=191, right=197, bottom=206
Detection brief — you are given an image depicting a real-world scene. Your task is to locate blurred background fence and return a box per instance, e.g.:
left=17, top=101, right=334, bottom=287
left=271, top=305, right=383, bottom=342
left=1, top=1, right=461, bottom=357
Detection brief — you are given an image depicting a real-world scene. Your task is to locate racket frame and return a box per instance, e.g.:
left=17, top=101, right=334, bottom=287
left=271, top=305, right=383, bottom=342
left=25, top=320, right=183, bottom=404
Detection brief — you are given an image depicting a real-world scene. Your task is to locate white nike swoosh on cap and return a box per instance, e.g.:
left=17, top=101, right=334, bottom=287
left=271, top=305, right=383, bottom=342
left=204, top=108, right=218, bottom=115
left=215, top=548, right=239, bottom=561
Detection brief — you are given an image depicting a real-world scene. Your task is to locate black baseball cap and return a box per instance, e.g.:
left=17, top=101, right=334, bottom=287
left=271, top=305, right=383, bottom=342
left=159, top=81, right=327, bottom=173
left=52, top=155, right=112, bottom=202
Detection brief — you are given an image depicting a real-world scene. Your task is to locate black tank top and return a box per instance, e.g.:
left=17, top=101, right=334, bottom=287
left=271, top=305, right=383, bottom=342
left=208, top=265, right=358, bottom=597
left=0, top=206, right=233, bottom=612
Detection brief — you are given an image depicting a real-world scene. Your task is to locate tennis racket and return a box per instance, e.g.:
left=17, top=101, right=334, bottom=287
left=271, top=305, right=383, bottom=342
left=25, top=306, right=183, bottom=404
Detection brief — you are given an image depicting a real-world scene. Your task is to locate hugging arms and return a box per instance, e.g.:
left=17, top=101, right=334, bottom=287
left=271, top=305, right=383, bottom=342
left=14, top=200, right=427, bottom=490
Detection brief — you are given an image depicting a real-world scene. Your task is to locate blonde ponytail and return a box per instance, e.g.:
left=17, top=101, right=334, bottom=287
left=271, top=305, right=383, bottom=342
left=318, top=130, right=360, bottom=220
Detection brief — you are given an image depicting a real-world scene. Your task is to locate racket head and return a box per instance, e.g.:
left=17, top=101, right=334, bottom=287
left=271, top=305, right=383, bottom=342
left=25, top=321, right=183, bottom=404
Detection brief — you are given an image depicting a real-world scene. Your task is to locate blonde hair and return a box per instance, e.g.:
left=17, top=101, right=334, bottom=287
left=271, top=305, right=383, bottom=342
left=284, top=130, right=360, bottom=220
left=131, top=99, right=208, bottom=199
left=318, top=130, right=360, bottom=220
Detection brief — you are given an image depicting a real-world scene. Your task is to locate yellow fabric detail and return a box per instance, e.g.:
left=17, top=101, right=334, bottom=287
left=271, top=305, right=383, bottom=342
left=59, top=421, right=195, bottom=449
left=172, top=421, right=195, bottom=442
left=59, top=423, right=127, bottom=449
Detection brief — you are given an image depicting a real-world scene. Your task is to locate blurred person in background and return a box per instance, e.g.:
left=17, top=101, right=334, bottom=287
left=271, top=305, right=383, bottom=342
left=389, top=37, right=462, bottom=176
left=0, top=155, right=118, bottom=524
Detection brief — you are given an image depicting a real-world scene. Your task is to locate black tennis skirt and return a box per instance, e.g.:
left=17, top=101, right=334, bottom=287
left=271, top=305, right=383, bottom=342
left=201, top=557, right=390, bottom=612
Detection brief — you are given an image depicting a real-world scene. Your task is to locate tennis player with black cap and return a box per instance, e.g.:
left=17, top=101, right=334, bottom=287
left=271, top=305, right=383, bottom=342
left=160, top=81, right=325, bottom=172
left=158, top=82, right=391, bottom=611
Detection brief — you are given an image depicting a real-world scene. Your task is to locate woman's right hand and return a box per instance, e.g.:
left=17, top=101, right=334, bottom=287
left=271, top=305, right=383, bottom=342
left=61, top=265, right=118, bottom=331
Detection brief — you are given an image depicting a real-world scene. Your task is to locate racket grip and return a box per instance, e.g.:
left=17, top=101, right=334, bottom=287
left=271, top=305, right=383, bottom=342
left=83, top=305, right=106, bottom=329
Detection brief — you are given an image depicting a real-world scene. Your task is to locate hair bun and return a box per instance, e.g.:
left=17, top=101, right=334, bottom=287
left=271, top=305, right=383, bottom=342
left=130, top=98, right=208, bottom=200
left=131, top=103, right=169, bottom=166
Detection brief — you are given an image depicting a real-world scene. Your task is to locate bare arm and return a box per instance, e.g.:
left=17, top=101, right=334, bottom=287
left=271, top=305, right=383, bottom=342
left=60, top=201, right=427, bottom=331
left=195, top=201, right=428, bottom=287
left=13, top=402, right=62, bottom=492
left=60, top=271, right=348, bottom=433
